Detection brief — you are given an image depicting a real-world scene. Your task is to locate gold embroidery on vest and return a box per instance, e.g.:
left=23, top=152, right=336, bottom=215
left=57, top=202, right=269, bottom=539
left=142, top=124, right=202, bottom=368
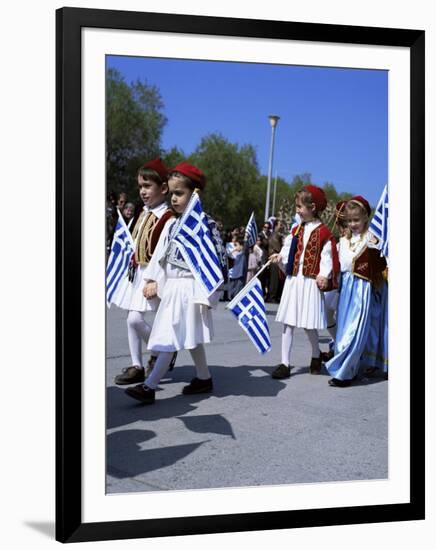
left=292, top=226, right=322, bottom=278
left=292, top=228, right=305, bottom=276
left=303, top=228, right=321, bottom=278
left=132, top=211, right=158, bottom=266
left=356, top=261, right=368, bottom=273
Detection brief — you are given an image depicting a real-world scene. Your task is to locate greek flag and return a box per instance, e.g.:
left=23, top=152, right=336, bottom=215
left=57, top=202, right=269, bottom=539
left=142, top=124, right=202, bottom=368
left=369, top=185, right=389, bottom=258
left=245, top=211, right=258, bottom=247
left=227, top=277, right=271, bottom=354
left=171, top=193, right=224, bottom=296
left=106, top=212, right=134, bottom=306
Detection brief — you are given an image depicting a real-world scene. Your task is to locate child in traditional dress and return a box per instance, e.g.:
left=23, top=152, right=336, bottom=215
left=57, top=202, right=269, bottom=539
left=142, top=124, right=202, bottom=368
left=325, top=196, right=387, bottom=387
left=125, top=162, right=223, bottom=405
left=269, top=185, right=339, bottom=379
left=111, top=159, right=176, bottom=386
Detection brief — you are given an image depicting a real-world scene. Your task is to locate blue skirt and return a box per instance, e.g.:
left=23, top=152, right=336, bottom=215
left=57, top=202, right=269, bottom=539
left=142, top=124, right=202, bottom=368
left=326, top=272, right=372, bottom=381
left=361, top=282, right=388, bottom=373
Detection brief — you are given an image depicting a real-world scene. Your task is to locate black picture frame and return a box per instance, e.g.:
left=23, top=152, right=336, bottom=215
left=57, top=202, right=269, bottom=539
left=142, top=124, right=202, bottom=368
left=56, top=7, right=425, bottom=543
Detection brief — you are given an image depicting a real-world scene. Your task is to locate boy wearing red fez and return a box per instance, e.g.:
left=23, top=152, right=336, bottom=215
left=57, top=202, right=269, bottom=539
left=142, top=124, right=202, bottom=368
left=325, top=195, right=387, bottom=387
left=112, top=158, right=176, bottom=385
left=269, top=185, right=340, bottom=379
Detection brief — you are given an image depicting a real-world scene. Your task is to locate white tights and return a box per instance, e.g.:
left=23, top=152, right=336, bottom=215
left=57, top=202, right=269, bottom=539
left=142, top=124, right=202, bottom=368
left=281, top=324, right=321, bottom=367
left=145, top=344, right=210, bottom=390
left=127, top=310, right=152, bottom=367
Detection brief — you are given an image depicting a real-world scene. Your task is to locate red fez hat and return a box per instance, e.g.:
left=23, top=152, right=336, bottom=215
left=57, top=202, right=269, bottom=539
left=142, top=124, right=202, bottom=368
left=350, top=195, right=371, bottom=216
left=171, top=162, right=206, bottom=189
left=143, top=158, right=168, bottom=182
left=335, top=200, right=348, bottom=220
left=303, top=185, right=327, bottom=212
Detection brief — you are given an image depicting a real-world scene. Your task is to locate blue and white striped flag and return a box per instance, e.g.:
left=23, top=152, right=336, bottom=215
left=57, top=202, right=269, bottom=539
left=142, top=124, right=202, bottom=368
left=245, top=211, right=258, bottom=247
left=106, top=211, right=134, bottom=306
left=369, top=185, right=389, bottom=258
left=171, top=192, right=224, bottom=296
left=227, top=276, right=271, bottom=354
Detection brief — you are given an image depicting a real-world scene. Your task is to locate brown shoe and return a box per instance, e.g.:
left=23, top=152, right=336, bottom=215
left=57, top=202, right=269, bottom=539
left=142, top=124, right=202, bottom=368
left=114, top=366, right=145, bottom=385
left=182, top=377, right=213, bottom=395
left=271, top=364, right=292, bottom=379
left=309, top=357, right=322, bottom=375
left=125, top=384, right=155, bottom=404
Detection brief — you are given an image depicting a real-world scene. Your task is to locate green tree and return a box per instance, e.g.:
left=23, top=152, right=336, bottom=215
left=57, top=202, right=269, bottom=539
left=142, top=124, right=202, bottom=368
left=189, top=134, right=264, bottom=228
left=106, top=68, right=167, bottom=199
left=162, top=146, right=186, bottom=170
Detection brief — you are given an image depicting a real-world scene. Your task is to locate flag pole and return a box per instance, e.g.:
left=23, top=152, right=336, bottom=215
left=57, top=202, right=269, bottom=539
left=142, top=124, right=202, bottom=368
left=115, top=208, right=135, bottom=247
left=164, top=188, right=200, bottom=253
left=255, top=258, right=272, bottom=281
left=225, top=259, right=272, bottom=309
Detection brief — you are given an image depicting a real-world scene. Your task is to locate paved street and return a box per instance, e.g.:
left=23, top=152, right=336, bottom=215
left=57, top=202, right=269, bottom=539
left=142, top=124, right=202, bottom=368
left=106, top=302, right=388, bottom=494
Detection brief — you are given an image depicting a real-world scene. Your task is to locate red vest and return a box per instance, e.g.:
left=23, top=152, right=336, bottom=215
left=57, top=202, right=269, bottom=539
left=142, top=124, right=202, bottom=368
left=291, top=223, right=340, bottom=289
left=150, top=209, right=174, bottom=255
left=352, top=246, right=387, bottom=288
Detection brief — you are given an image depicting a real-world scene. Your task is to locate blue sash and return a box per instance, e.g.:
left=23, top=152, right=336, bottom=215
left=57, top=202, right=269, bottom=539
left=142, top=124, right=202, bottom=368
left=285, top=224, right=304, bottom=276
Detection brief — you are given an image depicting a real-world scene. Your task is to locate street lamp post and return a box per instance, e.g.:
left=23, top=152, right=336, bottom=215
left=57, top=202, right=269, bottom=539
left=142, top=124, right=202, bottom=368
left=272, top=171, right=278, bottom=217
left=264, top=115, right=280, bottom=222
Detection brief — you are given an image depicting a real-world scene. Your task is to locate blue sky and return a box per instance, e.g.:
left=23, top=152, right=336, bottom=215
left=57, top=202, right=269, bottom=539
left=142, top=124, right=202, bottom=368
left=108, top=56, right=387, bottom=206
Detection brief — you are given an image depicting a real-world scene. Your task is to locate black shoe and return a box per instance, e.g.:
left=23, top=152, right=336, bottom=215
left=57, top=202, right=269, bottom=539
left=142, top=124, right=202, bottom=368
left=320, top=350, right=334, bottom=363
left=125, top=384, right=155, bottom=404
left=182, top=377, right=213, bottom=395
left=271, top=364, right=292, bottom=379
left=363, top=366, right=379, bottom=377
left=328, top=378, right=352, bottom=388
left=114, top=366, right=145, bottom=385
left=309, top=357, right=322, bottom=375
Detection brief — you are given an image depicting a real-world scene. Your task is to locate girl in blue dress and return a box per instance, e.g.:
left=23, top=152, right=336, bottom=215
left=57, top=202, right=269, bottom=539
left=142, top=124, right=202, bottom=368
left=326, top=196, right=387, bottom=387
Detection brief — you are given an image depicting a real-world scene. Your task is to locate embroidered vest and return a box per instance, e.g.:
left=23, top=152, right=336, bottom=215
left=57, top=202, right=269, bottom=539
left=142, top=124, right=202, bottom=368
left=287, top=223, right=340, bottom=289
left=352, top=246, right=387, bottom=288
left=131, top=208, right=174, bottom=266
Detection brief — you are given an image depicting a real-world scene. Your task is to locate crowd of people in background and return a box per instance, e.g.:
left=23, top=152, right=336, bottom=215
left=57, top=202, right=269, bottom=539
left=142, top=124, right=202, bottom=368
left=220, top=219, right=286, bottom=302
left=107, top=191, right=290, bottom=304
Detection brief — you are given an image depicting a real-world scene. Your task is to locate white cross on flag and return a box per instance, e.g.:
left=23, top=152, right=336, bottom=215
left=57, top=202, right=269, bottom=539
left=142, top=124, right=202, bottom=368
left=227, top=276, right=271, bottom=354
left=106, top=211, right=134, bottom=307
left=369, top=184, right=389, bottom=259
left=170, top=192, right=224, bottom=296
left=245, top=211, right=258, bottom=247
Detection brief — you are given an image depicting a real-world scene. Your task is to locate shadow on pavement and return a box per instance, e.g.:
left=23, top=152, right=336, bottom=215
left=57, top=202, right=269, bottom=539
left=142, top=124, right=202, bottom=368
left=176, top=414, right=236, bottom=439
left=207, top=365, right=288, bottom=398
left=352, top=375, right=387, bottom=387
left=107, top=429, right=206, bottom=479
left=107, top=364, right=288, bottom=429
left=107, top=385, right=198, bottom=429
